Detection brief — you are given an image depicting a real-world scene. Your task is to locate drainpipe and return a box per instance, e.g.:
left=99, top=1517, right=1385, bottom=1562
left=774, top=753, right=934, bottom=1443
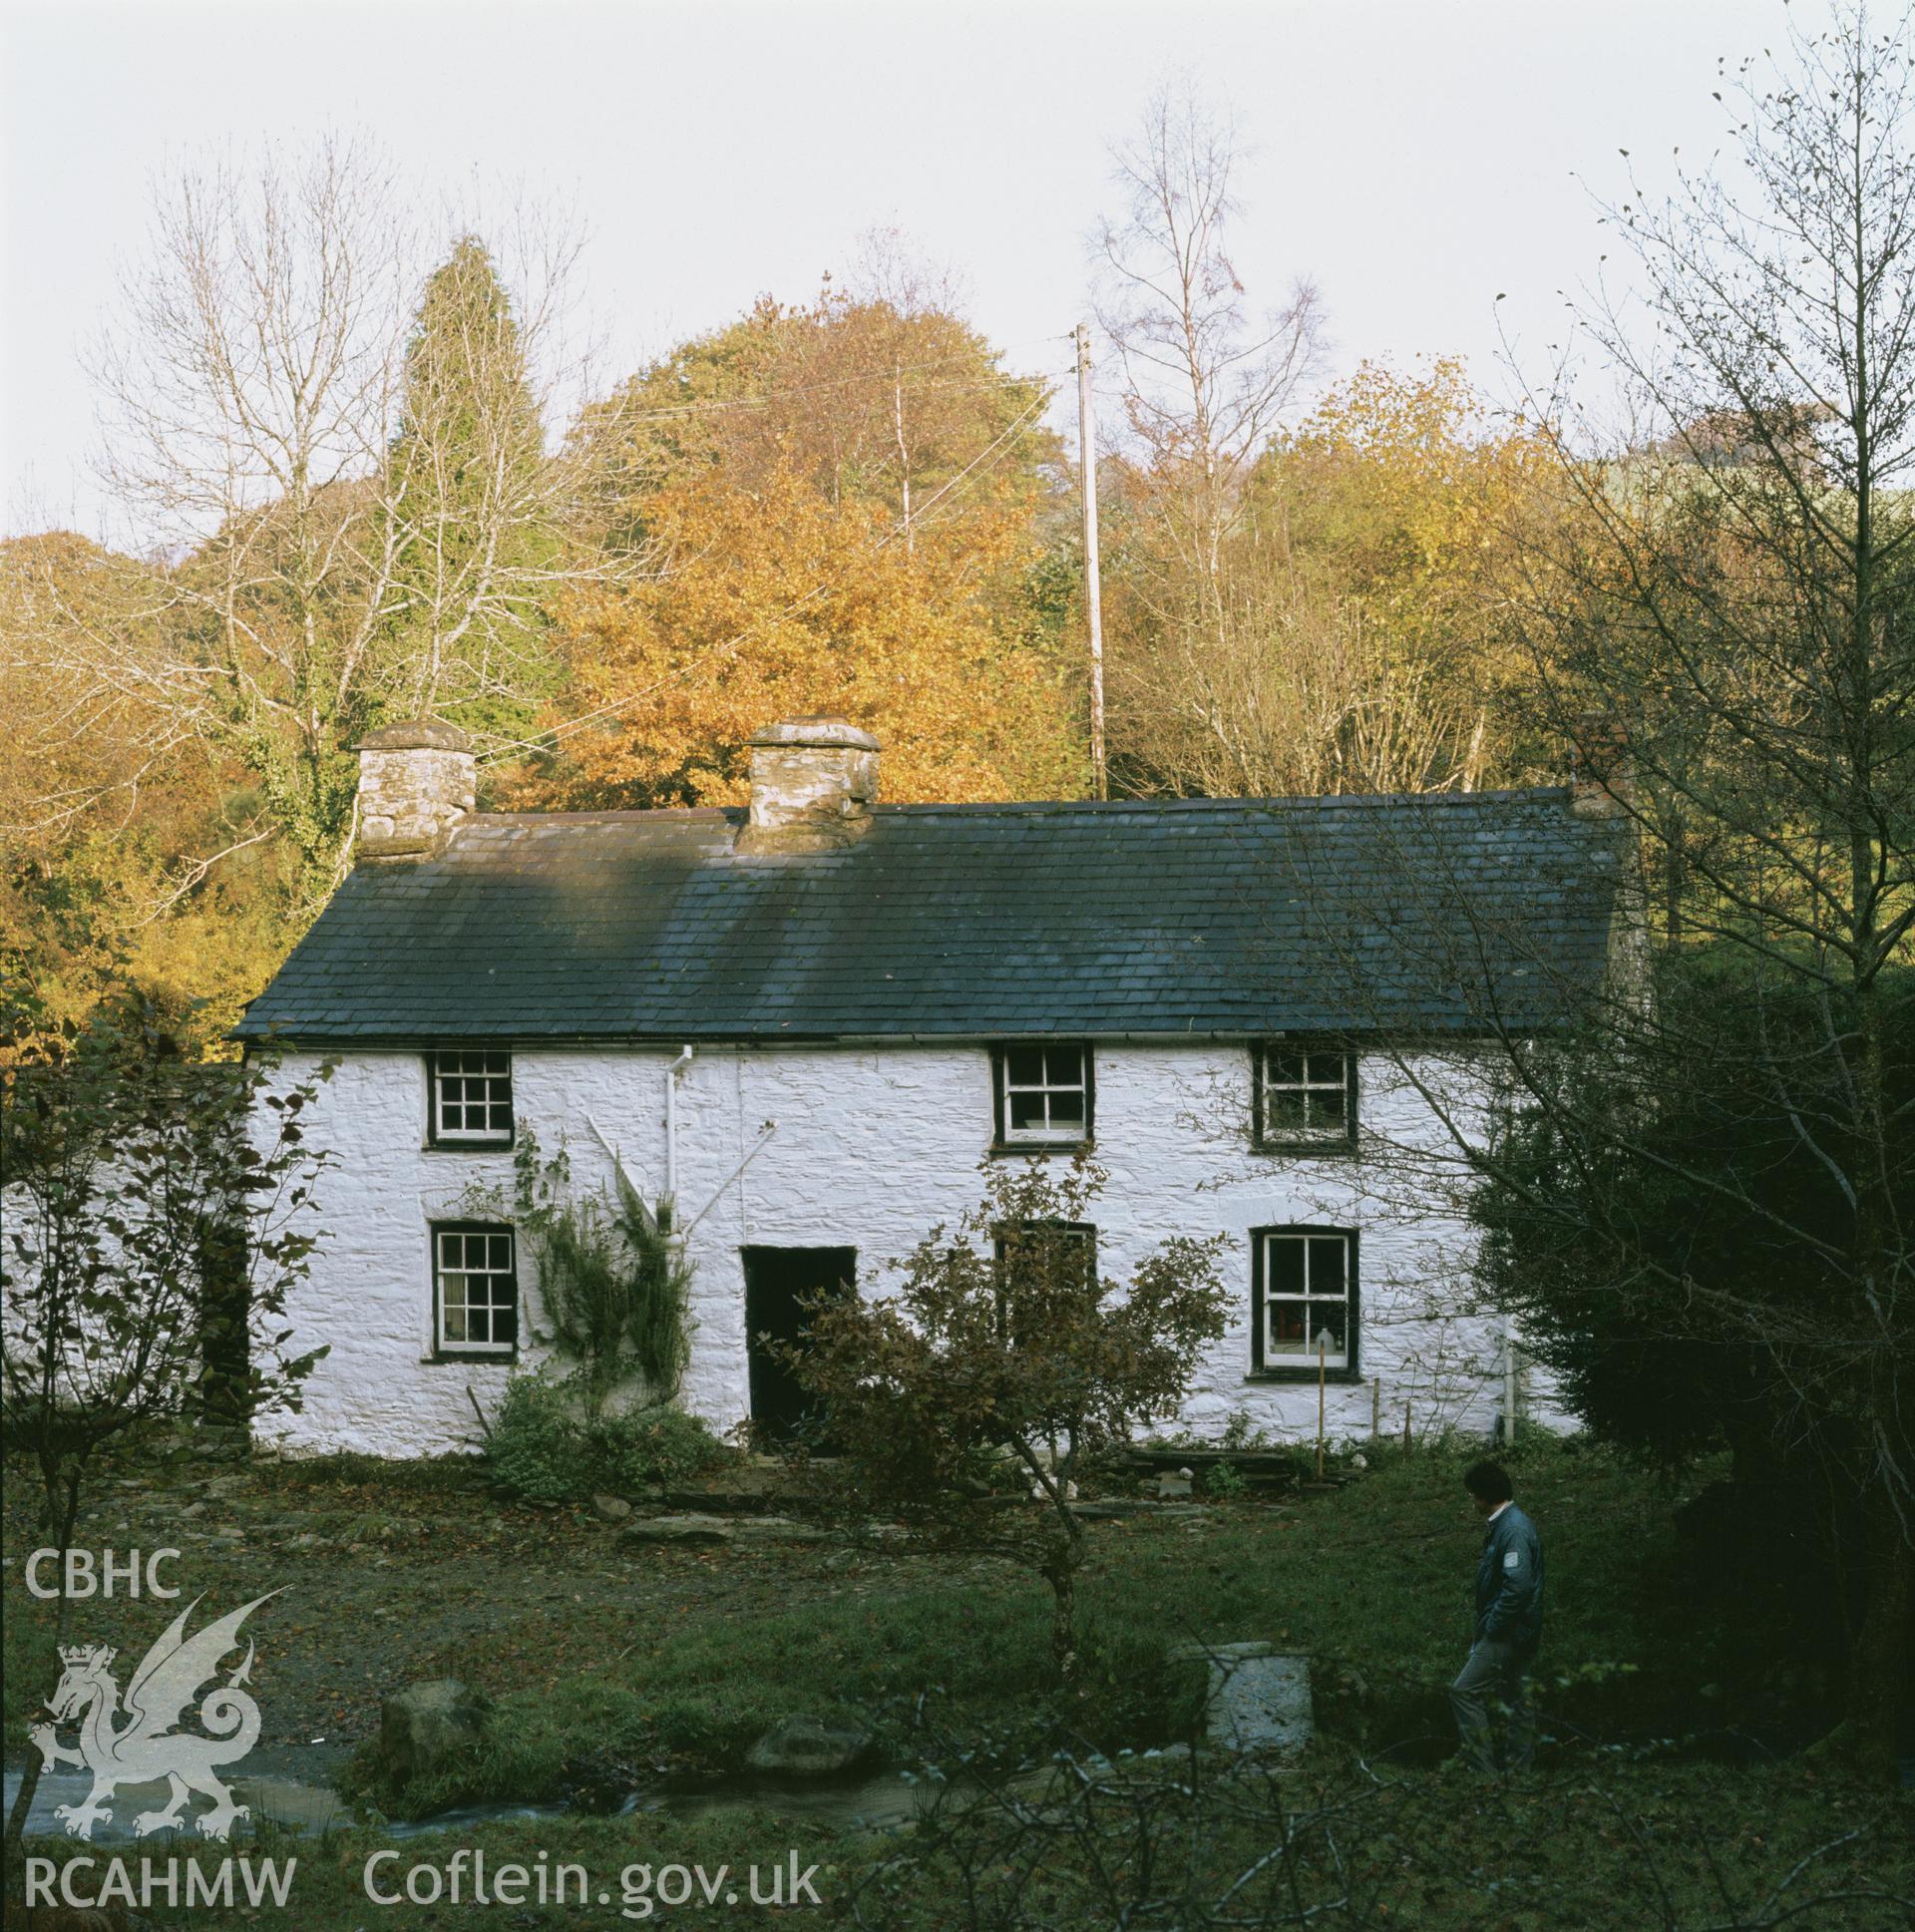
left=663, top=1045, right=694, bottom=1234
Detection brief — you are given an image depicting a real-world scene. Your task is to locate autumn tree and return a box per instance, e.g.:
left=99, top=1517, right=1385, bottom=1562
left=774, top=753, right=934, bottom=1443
left=1105, top=359, right=1554, bottom=798
left=1092, top=83, right=1536, bottom=801
left=781, top=1163, right=1227, bottom=1683
left=572, top=234, right=1058, bottom=543
left=525, top=266, right=1084, bottom=808
left=0, top=535, right=290, bottom=1055
left=519, top=465, right=1083, bottom=808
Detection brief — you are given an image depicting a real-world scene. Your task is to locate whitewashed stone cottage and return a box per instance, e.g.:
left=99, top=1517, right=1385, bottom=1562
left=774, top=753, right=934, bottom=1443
left=236, top=717, right=1635, bottom=1458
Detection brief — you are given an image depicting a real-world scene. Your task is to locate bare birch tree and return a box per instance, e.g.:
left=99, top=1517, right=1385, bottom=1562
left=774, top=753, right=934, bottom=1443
left=14, top=135, right=632, bottom=906
left=1095, top=79, right=1438, bottom=800
left=1095, top=79, right=1321, bottom=606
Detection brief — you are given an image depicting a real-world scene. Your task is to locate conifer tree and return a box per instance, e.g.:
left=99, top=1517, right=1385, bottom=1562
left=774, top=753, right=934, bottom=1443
left=385, top=235, right=560, bottom=743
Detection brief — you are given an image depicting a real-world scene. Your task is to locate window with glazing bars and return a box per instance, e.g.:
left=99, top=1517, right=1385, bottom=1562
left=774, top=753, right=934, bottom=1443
left=994, top=1043, right=1092, bottom=1145
left=429, top=1050, right=514, bottom=1146
left=433, top=1223, right=518, bottom=1355
left=1256, top=1046, right=1354, bottom=1149
left=1255, top=1228, right=1356, bottom=1374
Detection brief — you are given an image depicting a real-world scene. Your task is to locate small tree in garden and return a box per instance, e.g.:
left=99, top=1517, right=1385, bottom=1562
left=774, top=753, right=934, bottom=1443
left=0, top=995, right=334, bottom=1850
left=782, top=1162, right=1228, bottom=1684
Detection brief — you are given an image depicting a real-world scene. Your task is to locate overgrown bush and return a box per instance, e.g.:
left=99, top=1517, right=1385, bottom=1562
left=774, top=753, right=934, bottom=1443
left=487, top=1377, right=581, bottom=1503
left=594, top=1403, right=733, bottom=1495
left=487, top=1376, right=731, bottom=1504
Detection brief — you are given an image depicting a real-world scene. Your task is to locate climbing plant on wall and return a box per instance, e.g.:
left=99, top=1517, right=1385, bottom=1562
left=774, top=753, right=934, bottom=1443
left=469, top=1131, right=694, bottom=1417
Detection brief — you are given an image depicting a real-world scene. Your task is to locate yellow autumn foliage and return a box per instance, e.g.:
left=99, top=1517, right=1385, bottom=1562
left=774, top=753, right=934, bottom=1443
left=517, top=464, right=1085, bottom=810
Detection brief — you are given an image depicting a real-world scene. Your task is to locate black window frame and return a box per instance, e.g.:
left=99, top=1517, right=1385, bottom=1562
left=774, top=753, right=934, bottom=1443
left=1249, top=1225, right=1360, bottom=1383
left=1251, top=1042, right=1357, bottom=1154
left=430, top=1219, right=521, bottom=1360
left=425, top=1048, right=516, bottom=1151
left=990, top=1041, right=1095, bottom=1152
left=990, top=1220, right=1099, bottom=1343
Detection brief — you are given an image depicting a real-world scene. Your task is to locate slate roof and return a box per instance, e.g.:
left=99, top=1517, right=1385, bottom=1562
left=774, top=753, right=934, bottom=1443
left=235, top=791, right=1630, bottom=1045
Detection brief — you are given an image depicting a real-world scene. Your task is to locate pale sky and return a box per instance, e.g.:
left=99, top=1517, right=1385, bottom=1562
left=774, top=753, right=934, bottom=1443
left=2, top=0, right=1799, bottom=545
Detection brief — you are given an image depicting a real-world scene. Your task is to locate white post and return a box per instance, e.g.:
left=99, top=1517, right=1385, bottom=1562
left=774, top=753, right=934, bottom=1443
left=1503, top=1311, right=1520, bottom=1445
left=1076, top=322, right=1107, bottom=802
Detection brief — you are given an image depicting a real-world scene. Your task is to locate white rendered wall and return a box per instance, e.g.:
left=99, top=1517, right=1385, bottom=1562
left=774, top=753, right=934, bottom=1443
left=255, top=1043, right=1542, bottom=1459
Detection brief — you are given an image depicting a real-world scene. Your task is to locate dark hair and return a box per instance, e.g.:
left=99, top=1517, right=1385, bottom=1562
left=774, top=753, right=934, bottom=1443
left=1463, top=1460, right=1513, bottom=1503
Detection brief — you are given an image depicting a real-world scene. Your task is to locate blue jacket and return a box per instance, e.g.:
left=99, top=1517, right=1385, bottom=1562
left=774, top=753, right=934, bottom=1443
left=1474, top=1503, right=1544, bottom=1650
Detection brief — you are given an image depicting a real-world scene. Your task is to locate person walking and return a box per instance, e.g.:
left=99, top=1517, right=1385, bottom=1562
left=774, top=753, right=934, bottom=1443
left=1449, top=1459, right=1543, bottom=1773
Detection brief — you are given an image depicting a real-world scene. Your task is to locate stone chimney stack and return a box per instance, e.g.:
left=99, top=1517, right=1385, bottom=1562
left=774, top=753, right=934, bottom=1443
left=355, top=721, right=476, bottom=861
left=1570, top=715, right=1634, bottom=819
left=736, top=717, right=881, bottom=855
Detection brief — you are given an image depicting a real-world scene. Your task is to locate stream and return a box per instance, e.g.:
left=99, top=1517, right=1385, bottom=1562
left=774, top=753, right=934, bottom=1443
left=3, top=1650, right=1314, bottom=1846
left=3, top=1745, right=934, bottom=1846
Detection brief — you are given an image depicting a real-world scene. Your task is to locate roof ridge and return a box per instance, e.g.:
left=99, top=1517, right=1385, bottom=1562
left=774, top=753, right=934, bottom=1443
left=864, top=788, right=1572, bottom=814
left=459, top=807, right=738, bottom=825
left=458, top=787, right=1575, bottom=829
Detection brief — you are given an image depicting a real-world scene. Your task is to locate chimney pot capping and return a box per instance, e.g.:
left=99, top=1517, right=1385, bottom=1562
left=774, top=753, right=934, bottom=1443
left=355, top=720, right=473, bottom=754
left=746, top=717, right=880, bottom=753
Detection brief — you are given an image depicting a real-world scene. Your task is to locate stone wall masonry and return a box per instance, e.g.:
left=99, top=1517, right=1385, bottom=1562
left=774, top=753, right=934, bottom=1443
left=254, top=1042, right=1557, bottom=1459
left=357, top=747, right=476, bottom=860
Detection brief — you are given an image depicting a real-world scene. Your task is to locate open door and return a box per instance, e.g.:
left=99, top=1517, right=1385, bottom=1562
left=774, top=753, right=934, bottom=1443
left=742, top=1246, right=856, bottom=1443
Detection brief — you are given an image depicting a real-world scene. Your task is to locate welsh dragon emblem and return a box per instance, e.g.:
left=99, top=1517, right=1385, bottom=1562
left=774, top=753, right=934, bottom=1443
left=30, top=1591, right=280, bottom=1841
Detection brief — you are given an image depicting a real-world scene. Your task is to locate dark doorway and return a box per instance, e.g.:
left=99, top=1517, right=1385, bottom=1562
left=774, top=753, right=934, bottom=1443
left=742, top=1246, right=856, bottom=1443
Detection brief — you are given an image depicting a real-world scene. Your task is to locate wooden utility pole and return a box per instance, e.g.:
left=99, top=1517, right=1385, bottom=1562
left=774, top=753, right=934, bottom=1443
left=1075, top=322, right=1107, bottom=800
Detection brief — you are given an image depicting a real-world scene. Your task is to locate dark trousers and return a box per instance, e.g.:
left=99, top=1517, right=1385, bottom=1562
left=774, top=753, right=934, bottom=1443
left=1449, top=1636, right=1535, bottom=1772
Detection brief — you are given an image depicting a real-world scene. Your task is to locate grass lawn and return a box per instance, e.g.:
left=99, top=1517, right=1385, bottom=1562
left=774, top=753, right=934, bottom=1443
left=7, top=1433, right=1905, bottom=1928
left=357, top=1430, right=1831, bottom=1807
left=3, top=1434, right=1832, bottom=1796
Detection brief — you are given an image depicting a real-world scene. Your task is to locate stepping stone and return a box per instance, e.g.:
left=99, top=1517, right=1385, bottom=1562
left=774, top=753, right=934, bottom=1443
left=620, top=1514, right=734, bottom=1545
left=732, top=1515, right=830, bottom=1544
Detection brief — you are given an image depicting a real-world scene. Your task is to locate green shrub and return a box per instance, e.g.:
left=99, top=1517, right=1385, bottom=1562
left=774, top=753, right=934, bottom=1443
left=487, top=1376, right=731, bottom=1503
left=1204, top=1458, right=1247, bottom=1500
left=488, top=1376, right=585, bottom=1503
left=591, top=1402, right=731, bottom=1492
